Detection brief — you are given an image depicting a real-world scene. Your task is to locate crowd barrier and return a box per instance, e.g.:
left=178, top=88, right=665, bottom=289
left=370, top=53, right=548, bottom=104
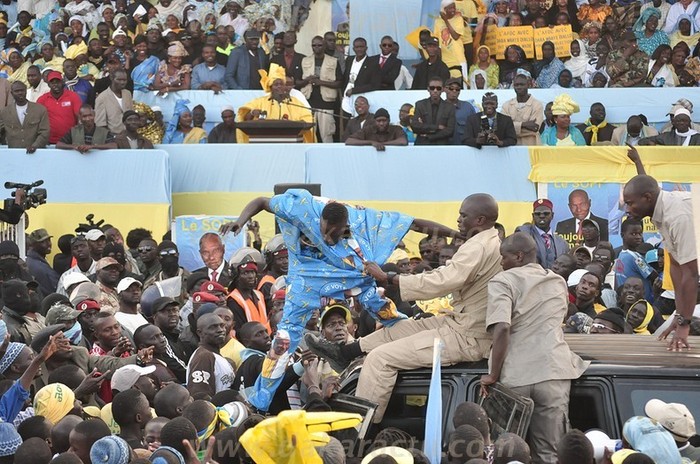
left=4, top=145, right=699, bottom=256
left=135, top=88, right=695, bottom=131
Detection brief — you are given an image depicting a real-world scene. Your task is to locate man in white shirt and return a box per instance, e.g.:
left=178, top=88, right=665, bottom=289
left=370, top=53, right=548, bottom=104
left=115, top=277, right=149, bottom=335
left=217, top=0, right=249, bottom=41
left=26, top=65, right=50, bottom=102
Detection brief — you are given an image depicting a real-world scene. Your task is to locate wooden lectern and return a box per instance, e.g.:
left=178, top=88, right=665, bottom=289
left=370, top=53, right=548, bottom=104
left=237, top=120, right=315, bottom=143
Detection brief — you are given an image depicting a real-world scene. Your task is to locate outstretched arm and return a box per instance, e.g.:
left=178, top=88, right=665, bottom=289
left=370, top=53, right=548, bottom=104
left=219, top=197, right=272, bottom=235
left=626, top=144, right=647, bottom=175
left=410, top=218, right=462, bottom=240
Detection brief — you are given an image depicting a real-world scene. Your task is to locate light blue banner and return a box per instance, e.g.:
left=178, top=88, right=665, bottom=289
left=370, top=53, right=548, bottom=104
left=1, top=149, right=171, bottom=204
left=350, top=0, right=423, bottom=59
left=136, top=88, right=692, bottom=127
left=172, top=215, right=247, bottom=272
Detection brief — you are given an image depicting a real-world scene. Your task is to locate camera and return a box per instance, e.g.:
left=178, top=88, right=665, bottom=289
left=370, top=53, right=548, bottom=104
left=479, top=115, right=497, bottom=145
left=4, top=180, right=47, bottom=210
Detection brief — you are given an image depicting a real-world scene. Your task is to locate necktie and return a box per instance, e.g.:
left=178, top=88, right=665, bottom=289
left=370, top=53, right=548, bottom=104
left=576, top=220, right=583, bottom=237
left=380, top=56, right=387, bottom=68
left=211, top=270, right=218, bottom=282
left=542, top=233, right=551, bottom=250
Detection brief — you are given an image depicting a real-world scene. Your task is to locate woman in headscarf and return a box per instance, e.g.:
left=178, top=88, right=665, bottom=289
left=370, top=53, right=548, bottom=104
left=552, top=68, right=575, bottom=87
left=565, top=39, right=589, bottom=85
left=506, top=12, right=523, bottom=26
left=68, top=16, right=88, bottom=41
left=622, top=416, right=683, bottom=464
left=669, top=15, right=700, bottom=50
left=65, top=42, right=100, bottom=81
left=646, top=44, right=678, bottom=86
left=581, top=21, right=603, bottom=58
left=625, top=300, right=655, bottom=334
left=468, top=45, right=499, bottom=89
left=534, top=41, right=565, bottom=88
left=577, top=0, right=612, bottom=25
left=546, top=0, right=581, bottom=32
left=541, top=94, right=586, bottom=145
left=499, top=44, right=532, bottom=88
left=101, top=4, right=116, bottom=31
left=469, top=69, right=488, bottom=89
left=671, top=42, right=690, bottom=75
left=153, top=41, right=192, bottom=95
left=0, top=48, right=30, bottom=85
left=133, top=102, right=165, bottom=145
left=634, top=8, right=669, bottom=56
left=237, top=64, right=314, bottom=143
left=164, top=99, right=207, bottom=144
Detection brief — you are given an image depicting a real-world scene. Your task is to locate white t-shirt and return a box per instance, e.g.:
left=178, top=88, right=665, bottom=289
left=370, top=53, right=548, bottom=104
left=114, top=311, right=149, bottom=335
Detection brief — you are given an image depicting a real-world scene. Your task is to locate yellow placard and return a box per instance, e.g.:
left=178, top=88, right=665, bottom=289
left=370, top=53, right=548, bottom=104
left=533, top=25, right=573, bottom=59
left=484, top=26, right=535, bottom=60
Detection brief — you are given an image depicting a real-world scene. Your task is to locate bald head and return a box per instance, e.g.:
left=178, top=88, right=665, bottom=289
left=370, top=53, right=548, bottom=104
left=465, top=194, right=499, bottom=221
left=197, top=313, right=222, bottom=331
left=238, top=321, right=266, bottom=343
left=458, top=194, right=499, bottom=238
left=623, top=175, right=660, bottom=219
left=500, top=232, right=537, bottom=270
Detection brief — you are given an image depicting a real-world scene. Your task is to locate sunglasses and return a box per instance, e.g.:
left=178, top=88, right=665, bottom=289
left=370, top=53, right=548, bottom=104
left=533, top=211, right=552, bottom=216
left=591, top=323, right=619, bottom=333
left=380, top=43, right=393, bottom=48
left=446, top=86, right=461, bottom=91
left=159, top=249, right=178, bottom=256
left=138, top=246, right=155, bottom=252
left=428, top=86, right=442, bottom=91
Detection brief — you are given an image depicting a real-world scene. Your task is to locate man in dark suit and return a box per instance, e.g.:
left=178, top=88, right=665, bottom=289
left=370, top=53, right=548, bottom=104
left=194, top=233, right=233, bottom=288
left=269, top=31, right=304, bottom=89
left=410, top=76, right=455, bottom=145
left=369, top=35, right=402, bottom=90
left=0, top=81, right=50, bottom=153
left=342, top=37, right=380, bottom=98
left=463, top=92, right=517, bottom=148
left=225, top=29, right=270, bottom=90
left=555, top=189, right=609, bottom=246
left=515, top=199, right=570, bottom=269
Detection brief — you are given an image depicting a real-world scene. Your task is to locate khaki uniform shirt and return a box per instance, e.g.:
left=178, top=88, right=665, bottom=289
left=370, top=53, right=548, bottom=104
left=501, top=96, right=544, bottom=146
left=486, top=263, right=589, bottom=387
left=652, top=190, right=696, bottom=265
left=399, top=228, right=502, bottom=338
left=98, top=282, right=120, bottom=314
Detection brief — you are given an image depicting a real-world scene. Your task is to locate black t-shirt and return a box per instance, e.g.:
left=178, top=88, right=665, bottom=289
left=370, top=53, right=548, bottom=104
left=248, top=52, right=262, bottom=90
left=308, top=57, right=343, bottom=110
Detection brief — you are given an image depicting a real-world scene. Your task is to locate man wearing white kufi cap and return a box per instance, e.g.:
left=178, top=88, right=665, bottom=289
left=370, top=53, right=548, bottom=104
left=208, top=105, right=238, bottom=143
left=640, top=106, right=700, bottom=145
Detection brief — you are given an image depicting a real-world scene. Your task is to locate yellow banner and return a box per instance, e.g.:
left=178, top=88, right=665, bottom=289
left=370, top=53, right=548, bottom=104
left=485, top=26, right=535, bottom=59
left=528, top=147, right=700, bottom=183
left=533, top=25, right=573, bottom=59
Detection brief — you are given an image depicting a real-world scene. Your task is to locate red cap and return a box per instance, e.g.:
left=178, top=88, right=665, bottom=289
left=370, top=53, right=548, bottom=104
left=272, top=248, right=288, bottom=257
left=239, top=262, right=258, bottom=271
left=533, top=198, right=553, bottom=211
left=199, top=281, right=226, bottom=294
left=272, top=289, right=286, bottom=301
left=193, top=292, right=220, bottom=303
left=75, top=299, right=101, bottom=312
left=47, top=71, right=63, bottom=82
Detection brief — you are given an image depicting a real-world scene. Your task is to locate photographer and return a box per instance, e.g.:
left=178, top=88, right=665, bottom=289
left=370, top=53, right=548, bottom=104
left=0, top=188, right=25, bottom=225
left=463, top=92, right=517, bottom=148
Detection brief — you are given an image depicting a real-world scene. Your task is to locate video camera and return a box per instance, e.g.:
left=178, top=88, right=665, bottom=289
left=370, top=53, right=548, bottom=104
left=75, top=213, right=105, bottom=234
left=479, top=115, right=498, bottom=145
left=3, top=180, right=47, bottom=210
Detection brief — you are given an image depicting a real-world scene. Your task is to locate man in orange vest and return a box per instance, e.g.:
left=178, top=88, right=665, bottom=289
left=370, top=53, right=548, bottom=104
left=226, top=248, right=271, bottom=334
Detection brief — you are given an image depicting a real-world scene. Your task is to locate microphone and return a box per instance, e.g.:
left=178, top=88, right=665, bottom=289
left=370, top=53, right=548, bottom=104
left=281, top=98, right=352, bottom=121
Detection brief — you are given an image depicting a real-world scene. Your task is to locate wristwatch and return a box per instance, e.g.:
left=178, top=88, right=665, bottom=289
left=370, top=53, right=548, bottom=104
left=386, top=271, right=398, bottom=285
left=675, top=314, right=692, bottom=326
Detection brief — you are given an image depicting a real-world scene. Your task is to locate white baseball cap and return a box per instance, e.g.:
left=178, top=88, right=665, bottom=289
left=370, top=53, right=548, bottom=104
left=111, top=365, right=157, bottom=392
left=567, top=268, right=589, bottom=287
left=63, top=273, right=91, bottom=291
left=116, top=277, right=143, bottom=294
left=84, top=229, right=105, bottom=241
left=645, top=399, right=696, bottom=440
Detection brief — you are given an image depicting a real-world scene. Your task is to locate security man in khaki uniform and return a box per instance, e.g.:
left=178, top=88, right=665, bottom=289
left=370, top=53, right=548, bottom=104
left=306, top=193, right=502, bottom=423
left=480, top=232, right=589, bottom=464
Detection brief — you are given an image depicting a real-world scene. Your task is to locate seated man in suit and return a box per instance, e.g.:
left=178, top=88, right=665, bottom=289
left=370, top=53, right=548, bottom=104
left=463, top=92, right=517, bottom=148
left=410, top=77, right=455, bottom=145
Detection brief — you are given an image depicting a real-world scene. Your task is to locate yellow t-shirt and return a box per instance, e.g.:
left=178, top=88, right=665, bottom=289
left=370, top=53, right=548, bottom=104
left=455, top=0, right=477, bottom=43
left=434, top=15, right=467, bottom=68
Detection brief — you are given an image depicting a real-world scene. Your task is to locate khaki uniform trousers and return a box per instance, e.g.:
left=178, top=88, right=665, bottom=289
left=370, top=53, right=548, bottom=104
left=316, top=109, right=336, bottom=143
left=509, top=379, right=571, bottom=464
left=356, top=314, right=490, bottom=422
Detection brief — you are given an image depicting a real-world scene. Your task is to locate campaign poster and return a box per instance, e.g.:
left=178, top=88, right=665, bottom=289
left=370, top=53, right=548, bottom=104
left=332, top=0, right=350, bottom=49
left=171, top=215, right=247, bottom=272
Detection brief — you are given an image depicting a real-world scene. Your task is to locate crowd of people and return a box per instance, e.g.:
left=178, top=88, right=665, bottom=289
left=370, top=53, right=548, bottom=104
left=1, top=0, right=700, bottom=149
left=0, top=148, right=698, bottom=463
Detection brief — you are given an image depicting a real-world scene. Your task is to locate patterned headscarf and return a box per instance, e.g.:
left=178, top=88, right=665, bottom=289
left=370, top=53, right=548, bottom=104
left=259, top=63, right=286, bottom=92
left=167, top=40, right=189, bottom=57
left=551, top=93, right=580, bottom=115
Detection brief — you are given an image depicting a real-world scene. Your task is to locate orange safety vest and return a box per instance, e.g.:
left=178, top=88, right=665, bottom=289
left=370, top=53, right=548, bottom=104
left=228, top=288, right=271, bottom=333
left=256, top=274, right=276, bottom=292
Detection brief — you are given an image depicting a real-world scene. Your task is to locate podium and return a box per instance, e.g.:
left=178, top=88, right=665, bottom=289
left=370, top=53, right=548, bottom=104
left=237, top=120, right=315, bottom=143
